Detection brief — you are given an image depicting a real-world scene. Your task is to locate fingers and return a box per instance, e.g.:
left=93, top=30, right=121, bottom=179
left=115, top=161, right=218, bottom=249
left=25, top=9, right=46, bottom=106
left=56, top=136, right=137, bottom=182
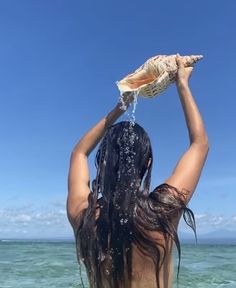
left=176, top=53, right=184, bottom=68
left=123, top=91, right=134, bottom=101
left=122, top=91, right=135, bottom=105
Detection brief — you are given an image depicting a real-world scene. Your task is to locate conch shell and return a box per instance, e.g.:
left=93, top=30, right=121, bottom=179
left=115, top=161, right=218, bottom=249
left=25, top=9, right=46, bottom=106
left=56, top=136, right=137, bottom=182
left=116, top=54, right=203, bottom=98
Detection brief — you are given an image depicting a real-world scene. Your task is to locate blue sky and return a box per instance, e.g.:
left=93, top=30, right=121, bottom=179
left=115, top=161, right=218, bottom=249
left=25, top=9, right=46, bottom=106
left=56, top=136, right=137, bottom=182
left=0, top=0, right=235, bottom=239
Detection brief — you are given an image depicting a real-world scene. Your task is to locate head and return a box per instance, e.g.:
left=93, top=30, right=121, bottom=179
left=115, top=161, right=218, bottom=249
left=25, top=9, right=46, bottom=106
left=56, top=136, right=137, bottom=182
left=94, top=121, right=153, bottom=206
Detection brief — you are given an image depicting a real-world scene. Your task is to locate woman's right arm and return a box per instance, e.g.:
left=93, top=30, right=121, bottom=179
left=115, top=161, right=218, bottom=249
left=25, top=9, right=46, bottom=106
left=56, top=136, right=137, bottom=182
left=164, top=54, right=209, bottom=205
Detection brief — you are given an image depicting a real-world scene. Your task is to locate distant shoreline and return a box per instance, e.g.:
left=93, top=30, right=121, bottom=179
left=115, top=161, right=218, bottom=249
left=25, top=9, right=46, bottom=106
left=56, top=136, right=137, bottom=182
left=1, top=238, right=236, bottom=245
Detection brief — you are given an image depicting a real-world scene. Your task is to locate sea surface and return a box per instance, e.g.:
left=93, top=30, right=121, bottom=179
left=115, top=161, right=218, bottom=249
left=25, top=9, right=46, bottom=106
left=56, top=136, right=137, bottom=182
left=0, top=239, right=235, bottom=288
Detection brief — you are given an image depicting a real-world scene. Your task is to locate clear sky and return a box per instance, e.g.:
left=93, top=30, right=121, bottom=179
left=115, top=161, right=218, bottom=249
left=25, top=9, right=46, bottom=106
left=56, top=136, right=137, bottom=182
left=0, top=0, right=235, bottom=239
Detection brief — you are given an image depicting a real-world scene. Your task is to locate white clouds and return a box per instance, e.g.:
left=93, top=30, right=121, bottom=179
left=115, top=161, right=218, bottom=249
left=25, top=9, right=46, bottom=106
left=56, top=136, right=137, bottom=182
left=1, top=203, right=236, bottom=239
left=179, top=213, right=236, bottom=235
left=12, top=214, right=32, bottom=222
left=0, top=203, right=73, bottom=239
left=195, top=214, right=207, bottom=220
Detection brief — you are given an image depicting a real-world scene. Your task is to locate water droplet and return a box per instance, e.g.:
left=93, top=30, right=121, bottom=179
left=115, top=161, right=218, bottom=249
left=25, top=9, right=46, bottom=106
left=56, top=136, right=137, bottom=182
left=114, top=203, right=120, bottom=210
left=120, top=218, right=128, bottom=225
left=105, top=269, right=110, bottom=275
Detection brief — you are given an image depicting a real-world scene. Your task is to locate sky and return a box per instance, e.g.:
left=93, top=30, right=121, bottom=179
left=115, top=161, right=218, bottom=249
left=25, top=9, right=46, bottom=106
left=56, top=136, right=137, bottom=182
left=0, top=0, right=235, bottom=239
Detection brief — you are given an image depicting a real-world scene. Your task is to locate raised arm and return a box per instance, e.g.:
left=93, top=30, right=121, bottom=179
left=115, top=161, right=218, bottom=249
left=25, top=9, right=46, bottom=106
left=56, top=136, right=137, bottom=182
left=164, top=54, right=209, bottom=205
left=67, top=93, right=134, bottom=226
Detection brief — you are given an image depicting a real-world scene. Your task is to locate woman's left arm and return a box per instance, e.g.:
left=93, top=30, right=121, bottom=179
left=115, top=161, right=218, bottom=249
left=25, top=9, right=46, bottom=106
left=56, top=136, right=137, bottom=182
left=67, top=94, right=134, bottom=225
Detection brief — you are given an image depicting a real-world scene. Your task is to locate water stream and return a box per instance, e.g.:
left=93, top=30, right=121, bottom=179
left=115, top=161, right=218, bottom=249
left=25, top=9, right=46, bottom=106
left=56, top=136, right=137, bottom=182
left=118, top=91, right=138, bottom=125
left=116, top=91, right=139, bottom=222
left=118, top=91, right=139, bottom=177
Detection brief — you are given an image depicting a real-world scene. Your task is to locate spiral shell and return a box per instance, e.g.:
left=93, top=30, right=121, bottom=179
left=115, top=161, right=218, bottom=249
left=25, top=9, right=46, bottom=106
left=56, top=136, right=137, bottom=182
left=116, top=54, right=203, bottom=98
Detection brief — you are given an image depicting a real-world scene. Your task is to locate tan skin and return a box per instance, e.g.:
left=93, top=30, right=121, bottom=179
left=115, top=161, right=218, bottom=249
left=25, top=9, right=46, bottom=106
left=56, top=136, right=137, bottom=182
left=67, top=55, right=209, bottom=287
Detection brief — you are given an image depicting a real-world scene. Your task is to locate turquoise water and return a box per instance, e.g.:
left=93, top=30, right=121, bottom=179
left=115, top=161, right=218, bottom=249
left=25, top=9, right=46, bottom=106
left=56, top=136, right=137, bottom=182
left=0, top=239, right=235, bottom=288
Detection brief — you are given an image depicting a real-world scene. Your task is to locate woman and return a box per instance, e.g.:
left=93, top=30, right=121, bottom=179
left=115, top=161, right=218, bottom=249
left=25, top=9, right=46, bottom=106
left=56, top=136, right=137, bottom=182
left=67, top=55, right=209, bottom=288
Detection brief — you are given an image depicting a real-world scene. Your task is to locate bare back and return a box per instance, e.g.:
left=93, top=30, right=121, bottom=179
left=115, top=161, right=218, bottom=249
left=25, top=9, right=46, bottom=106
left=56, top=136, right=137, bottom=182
left=131, top=231, right=174, bottom=288
left=93, top=205, right=175, bottom=288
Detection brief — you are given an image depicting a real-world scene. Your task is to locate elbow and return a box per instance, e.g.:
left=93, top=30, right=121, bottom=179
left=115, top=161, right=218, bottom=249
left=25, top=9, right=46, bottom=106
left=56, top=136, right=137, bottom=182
left=203, top=142, right=210, bottom=155
left=200, top=140, right=210, bottom=149
left=71, top=146, right=89, bottom=159
left=200, top=138, right=210, bottom=149
left=203, top=137, right=210, bottom=150
left=192, top=134, right=210, bottom=149
left=191, top=137, right=210, bottom=152
left=70, top=138, right=90, bottom=158
left=195, top=141, right=210, bottom=152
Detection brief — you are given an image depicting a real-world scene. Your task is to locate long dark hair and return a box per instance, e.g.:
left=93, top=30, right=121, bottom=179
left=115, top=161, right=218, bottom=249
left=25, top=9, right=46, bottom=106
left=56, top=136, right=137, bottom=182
left=74, top=121, right=196, bottom=288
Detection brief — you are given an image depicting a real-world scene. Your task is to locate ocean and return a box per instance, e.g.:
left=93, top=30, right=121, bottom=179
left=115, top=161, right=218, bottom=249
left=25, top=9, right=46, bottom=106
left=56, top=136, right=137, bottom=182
left=0, top=239, right=235, bottom=288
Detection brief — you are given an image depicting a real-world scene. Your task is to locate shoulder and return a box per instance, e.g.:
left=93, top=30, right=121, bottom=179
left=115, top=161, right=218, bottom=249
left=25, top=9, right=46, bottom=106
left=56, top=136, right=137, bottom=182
left=149, top=182, right=187, bottom=203
left=148, top=183, right=187, bottom=227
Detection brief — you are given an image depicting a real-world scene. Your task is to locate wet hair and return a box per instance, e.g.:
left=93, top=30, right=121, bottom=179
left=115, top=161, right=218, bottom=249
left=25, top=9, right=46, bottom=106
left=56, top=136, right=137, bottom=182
left=74, top=121, right=196, bottom=288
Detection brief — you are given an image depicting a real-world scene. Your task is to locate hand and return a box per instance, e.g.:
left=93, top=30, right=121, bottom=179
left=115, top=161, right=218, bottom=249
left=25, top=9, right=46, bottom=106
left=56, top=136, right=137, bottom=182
left=176, top=53, right=193, bottom=86
left=117, top=91, right=135, bottom=111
